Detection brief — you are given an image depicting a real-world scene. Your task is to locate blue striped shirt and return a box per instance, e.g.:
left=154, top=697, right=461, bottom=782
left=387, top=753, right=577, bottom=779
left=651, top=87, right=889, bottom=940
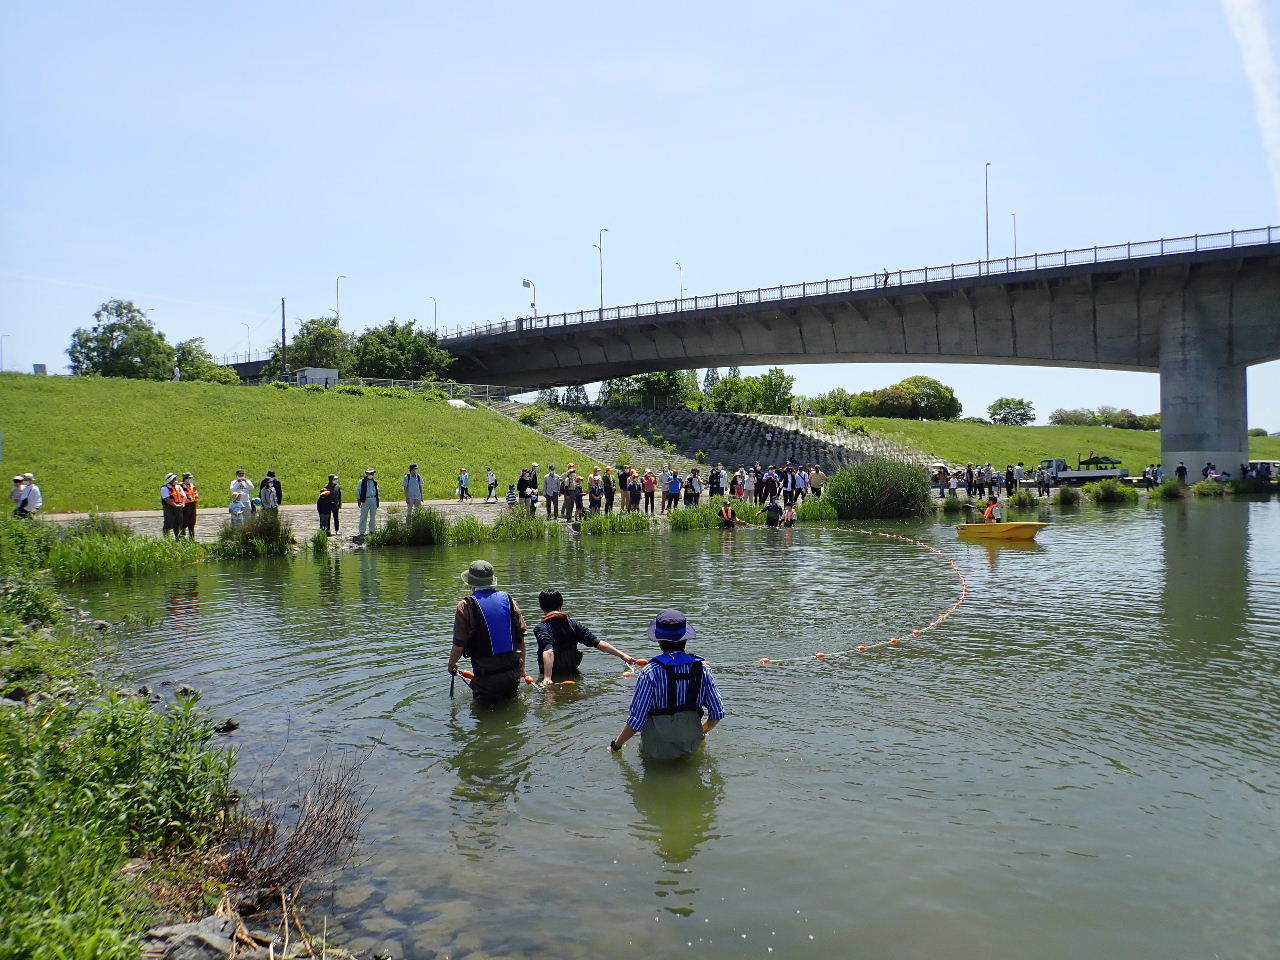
left=626, top=652, right=725, bottom=730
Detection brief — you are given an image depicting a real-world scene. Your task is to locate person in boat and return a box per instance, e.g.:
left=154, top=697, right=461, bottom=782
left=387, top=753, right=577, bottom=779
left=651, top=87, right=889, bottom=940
left=534, top=589, right=636, bottom=687
left=610, top=609, right=725, bottom=760
left=448, top=560, right=528, bottom=704
left=982, top=495, right=1004, bottom=523
left=718, top=501, right=745, bottom=528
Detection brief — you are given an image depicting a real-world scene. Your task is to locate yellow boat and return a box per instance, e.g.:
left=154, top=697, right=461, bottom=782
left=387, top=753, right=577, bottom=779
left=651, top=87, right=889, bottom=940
left=955, top=521, right=1050, bottom=541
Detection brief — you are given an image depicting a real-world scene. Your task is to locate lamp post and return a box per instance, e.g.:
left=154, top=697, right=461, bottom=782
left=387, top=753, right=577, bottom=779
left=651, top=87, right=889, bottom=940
left=522, top=278, right=537, bottom=319
left=0, top=334, right=8, bottom=371
left=241, top=322, right=252, bottom=362
left=984, top=162, right=991, bottom=269
left=335, top=275, right=347, bottom=321
left=1011, top=211, right=1018, bottom=259
left=429, top=296, right=438, bottom=334
left=676, top=261, right=684, bottom=302
left=594, top=227, right=608, bottom=321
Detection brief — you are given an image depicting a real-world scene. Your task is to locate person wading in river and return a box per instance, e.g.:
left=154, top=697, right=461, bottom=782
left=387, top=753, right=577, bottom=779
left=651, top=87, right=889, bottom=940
left=610, top=609, right=725, bottom=760
left=448, top=560, right=528, bottom=704
left=534, top=589, right=636, bottom=687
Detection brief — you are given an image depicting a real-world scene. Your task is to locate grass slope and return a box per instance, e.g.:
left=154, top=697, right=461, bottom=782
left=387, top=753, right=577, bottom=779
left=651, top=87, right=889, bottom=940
left=849, top=417, right=1280, bottom=469
left=0, top=374, right=599, bottom=512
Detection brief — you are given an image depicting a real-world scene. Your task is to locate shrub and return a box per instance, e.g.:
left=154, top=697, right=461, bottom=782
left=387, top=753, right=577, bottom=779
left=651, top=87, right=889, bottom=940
left=334, top=384, right=365, bottom=396
left=615, top=452, right=633, bottom=471
left=65, top=513, right=134, bottom=539
left=0, top=571, right=60, bottom=626
left=210, top=510, right=294, bottom=557
left=580, top=510, right=653, bottom=535
left=304, top=383, right=325, bottom=393
left=1008, top=489, right=1038, bottom=510
left=1248, top=427, right=1268, bottom=437
left=491, top=511, right=559, bottom=541
left=796, top=495, right=838, bottom=522
left=573, top=423, right=599, bottom=440
left=1052, top=484, right=1081, bottom=506
left=368, top=386, right=415, bottom=400
left=939, top=495, right=966, bottom=514
left=695, top=450, right=709, bottom=465
left=1191, top=480, right=1225, bottom=498
left=310, top=528, right=329, bottom=554
left=517, top=408, right=541, bottom=426
left=271, top=380, right=291, bottom=390
left=1226, top=477, right=1271, bottom=496
left=444, top=516, right=489, bottom=544
left=366, top=506, right=447, bottom=546
left=1082, top=479, right=1139, bottom=504
left=47, top=535, right=203, bottom=582
left=824, top=458, right=931, bottom=520
left=1154, top=479, right=1186, bottom=500
left=420, top=389, right=449, bottom=403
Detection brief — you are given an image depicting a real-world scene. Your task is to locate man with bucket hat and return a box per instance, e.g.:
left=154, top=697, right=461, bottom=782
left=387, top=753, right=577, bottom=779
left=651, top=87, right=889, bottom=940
left=448, top=560, right=528, bottom=704
left=610, top=609, right=725, bottom=760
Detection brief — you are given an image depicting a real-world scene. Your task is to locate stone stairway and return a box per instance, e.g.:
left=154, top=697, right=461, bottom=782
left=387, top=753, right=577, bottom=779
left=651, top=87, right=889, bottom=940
left=751, top=414, right=934, bottom=464
left=486, top=400, right=699, bottom=472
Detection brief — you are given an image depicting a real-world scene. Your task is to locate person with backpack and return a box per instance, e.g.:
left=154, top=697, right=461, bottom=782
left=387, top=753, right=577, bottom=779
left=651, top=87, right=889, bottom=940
left=609, top=609, right=725, bottom=760
left=534, top=589, right=636, bottom=686
left=403, top=464, right=425, bottom=511
left=357, top=468, right=380, bottom=536
left=317, top=483, right=337, bottom=533
left=448, top=560, right=528, bottom=705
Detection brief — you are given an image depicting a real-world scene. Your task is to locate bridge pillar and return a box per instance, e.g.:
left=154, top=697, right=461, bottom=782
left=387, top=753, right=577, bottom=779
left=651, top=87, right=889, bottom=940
left=1159, top=297, right=1248, bottom=478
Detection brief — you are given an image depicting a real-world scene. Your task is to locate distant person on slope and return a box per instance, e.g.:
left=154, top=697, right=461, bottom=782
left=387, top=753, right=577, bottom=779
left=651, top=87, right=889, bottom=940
left=15, top=473, right=42, bottom=518
left=10, top=475, right=26, bottom=517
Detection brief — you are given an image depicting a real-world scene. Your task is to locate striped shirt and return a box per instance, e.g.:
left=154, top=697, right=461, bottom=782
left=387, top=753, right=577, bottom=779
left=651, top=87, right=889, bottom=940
left=505, top=489, right=518, bottom=507
left=626, top=652, right=725, bottom=730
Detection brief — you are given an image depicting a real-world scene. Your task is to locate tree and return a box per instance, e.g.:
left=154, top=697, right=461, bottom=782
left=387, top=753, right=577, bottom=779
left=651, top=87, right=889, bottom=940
left=261, top=315, right=354, bottom=380
left=67, top=300, right=176, bottom=380
left=173, top=337, right=241, bottom=384
left=702, top=367, right=721, bottom=394
left=898, top=375, right=962, bottom=420
left=562, top=384, right=590, bottom=406
left=988, top=397, right=1035, bottom=426
left=754, top=367, right=796, bottom=414
left=347, top=320, right=454, bottom=381
left=726, top=366, right=741, bottom=379
left=1048, top=407, right=1097, bottom=426
left=537, top=387, right=561, bottom=406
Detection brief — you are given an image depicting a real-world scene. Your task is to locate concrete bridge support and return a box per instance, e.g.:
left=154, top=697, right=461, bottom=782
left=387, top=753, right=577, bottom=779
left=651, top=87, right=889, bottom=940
left=1159, top=288, right=1249, bottom=478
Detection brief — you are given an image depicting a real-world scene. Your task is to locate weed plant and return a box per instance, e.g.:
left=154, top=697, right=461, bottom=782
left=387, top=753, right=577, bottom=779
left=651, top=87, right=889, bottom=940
left=47, top=535, right=203, bottom=582
left=1227, top=477, right=1273, bottom=496
left=491, top=511, right=559, bottom=541
left=1191, top=480, right=1226, bottom=498
left=796, top=496, right=839, bottom=522
left=666, top=500, right=726, bottom=531
left=367, top=507, right=448, bottom=546
left=1082, top=479, right=1139, bottom=504
left=444, top=516, right=489, bottom=544
left=1008, top=488, right=1039, bottom=510
left=938, top=495, right=966, bottom=514
left=310, top=528, right=329, bottom=554
left=579, top=510, right=653, bottom=535
left=824, top=458, right=931, bottom=520
left=1154, top=479, right=1186, bottom=500
left=1052, top=484, right=1081, bottom=506
left=210, top=510, right=294, bottom=558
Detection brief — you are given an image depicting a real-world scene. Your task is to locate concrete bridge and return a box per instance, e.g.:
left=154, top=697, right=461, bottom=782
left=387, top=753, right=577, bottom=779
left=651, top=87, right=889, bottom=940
left=443, top=226, right=1280, bottom=472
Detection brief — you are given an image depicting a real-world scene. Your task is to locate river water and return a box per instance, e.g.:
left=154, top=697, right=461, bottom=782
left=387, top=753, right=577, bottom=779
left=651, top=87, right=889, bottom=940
left=73, top=501, right=1280, bottom=959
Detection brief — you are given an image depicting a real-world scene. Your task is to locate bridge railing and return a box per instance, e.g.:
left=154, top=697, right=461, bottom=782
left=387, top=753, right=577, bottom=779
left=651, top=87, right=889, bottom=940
left=444, top=224, right=1277, bottom=342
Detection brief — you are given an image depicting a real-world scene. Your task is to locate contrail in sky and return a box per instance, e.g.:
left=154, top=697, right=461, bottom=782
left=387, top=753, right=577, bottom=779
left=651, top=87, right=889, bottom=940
left=1222, top=0, right=1280, bottom=216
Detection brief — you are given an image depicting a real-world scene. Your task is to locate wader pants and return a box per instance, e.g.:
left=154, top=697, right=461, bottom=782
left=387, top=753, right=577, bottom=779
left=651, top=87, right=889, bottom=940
left=470, top=652, right=522, bottom=704
left=182, top=503, right=197, bottom=538
left=640, top=711, right=705, bottom=760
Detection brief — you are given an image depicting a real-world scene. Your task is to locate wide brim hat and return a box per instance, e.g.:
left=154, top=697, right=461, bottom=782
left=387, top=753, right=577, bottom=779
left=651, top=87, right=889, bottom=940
left=164, top=472, right=178, bottom=483
left=648, top=608, right=695, bottom=643
left=461, top=559, right=496, bottom=588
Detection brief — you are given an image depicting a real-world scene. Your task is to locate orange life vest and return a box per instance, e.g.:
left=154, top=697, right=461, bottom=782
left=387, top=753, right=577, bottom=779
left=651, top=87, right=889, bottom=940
left=167, top=483, right=187, bottom=507
left=181, top=482, right=198, bottom=504
left=983, top=503, right=997, bottom=520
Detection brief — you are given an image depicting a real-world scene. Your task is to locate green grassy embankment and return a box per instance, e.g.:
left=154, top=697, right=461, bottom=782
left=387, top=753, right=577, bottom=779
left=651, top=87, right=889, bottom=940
left=0, top=374, right=600, bottom=512
left=844, top=416, right=1280, bottom=468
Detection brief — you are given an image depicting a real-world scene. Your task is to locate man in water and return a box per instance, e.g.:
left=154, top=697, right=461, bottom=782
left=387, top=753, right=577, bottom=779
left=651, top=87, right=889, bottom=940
left=610, top=609, right=724, bottom=760
left=534, top=589, right=636, bottom=687
left=448, top=560, right=528, bottom=704
left=756, top=496, right=784, bottom=527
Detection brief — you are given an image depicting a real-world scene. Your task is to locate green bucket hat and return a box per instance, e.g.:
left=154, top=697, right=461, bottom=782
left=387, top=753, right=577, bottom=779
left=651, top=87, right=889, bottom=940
left=461, top=559, right=496, bottom=589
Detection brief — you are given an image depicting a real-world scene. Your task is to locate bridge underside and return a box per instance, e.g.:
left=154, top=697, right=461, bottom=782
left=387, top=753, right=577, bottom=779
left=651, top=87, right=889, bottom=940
left=448, top=246, right=1280, bottom=474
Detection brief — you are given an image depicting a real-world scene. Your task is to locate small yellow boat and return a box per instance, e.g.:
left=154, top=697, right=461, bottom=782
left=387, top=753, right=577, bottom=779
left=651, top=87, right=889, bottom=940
left=955, top=521, right=1050, bottom=541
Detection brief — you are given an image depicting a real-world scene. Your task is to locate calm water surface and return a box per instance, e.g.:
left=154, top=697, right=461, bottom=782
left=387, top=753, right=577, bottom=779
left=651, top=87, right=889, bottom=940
left=73, top=501, right=1280, bottom=960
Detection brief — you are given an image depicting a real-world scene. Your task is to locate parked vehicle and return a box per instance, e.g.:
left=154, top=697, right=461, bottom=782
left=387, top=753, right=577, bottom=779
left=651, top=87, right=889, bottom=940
left=1038, top=456, right=1129, bottom=484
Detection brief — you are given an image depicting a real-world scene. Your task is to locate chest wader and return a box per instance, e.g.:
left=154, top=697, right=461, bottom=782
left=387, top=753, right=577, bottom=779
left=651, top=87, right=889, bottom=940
left=548, top=642, right=583, bottom=681
left=466, top=590, right=522, bottom=704
left=640, top=658, right=706, bottom=761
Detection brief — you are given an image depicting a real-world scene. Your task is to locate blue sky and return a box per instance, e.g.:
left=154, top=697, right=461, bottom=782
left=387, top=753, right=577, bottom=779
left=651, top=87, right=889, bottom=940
left=3, top=1, right=1278, bottom=427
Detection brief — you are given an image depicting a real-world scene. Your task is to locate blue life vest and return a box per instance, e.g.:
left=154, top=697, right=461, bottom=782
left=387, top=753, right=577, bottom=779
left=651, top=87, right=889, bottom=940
left=649, top=651, right=704, bottom=716
left=470, top=588, right=516, bottom=656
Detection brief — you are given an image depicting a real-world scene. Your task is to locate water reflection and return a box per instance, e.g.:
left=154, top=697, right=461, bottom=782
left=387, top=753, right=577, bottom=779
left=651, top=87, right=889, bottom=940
left=446, top=700, right=531, bottom=858
left=976, top=539, right=1044, bottom=567
left=1162, top=500, right=1248, bottom=646
left=619, top=754, right=725, bottom=915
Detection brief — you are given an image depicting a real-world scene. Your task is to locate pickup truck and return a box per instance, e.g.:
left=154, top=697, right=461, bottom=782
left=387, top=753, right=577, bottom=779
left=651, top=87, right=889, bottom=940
left=1038, top=457, right=1129, bottom=484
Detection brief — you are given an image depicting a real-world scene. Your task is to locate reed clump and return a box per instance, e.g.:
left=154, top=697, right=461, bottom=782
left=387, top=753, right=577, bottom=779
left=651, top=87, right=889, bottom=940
left=1052, top=484, right=1081, bottom=506
left=366, top=507, right=448, bottom=546
left=491, top=511, right=559, bottom=541
left=210, top=510, right=295, bottom=558
left=1008, top=488, right=1038, bottom=510
left=444, top=516, right=489, bottom=544
left=666, top=500, right=727, bottom=531
left=1082, top=479, right=1138, bottom=504
left=579, top=510, right=653, bottom=535
left=938, top=495, right=966, bottom=514
left=824, top=458, right=931, bottom=520
left=795, top=495, right=838, bottom=522
left=47, top=534, right=203, bottom=582
left=1191, top=480, right=1225, bottom=498
left=1154, top=478, right=1186, bottom=500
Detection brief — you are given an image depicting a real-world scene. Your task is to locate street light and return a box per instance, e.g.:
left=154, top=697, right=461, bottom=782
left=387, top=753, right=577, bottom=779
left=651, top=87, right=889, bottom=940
left=429, top=296, right=438, bottom=334
left=593, top=227, right=609, bottom=320
left=522, top=278, right=537, bottom=319
left=241, top=322, right=252, bottom=362
left=1011, top=211, right=1018, bottom=259
left=335, top=275, right=347, bottom=321
left=0, top=334, right=8, bottom=372
left=984, top=162, right=991, bottom=268
left=676, top=261, right=684, bottom=302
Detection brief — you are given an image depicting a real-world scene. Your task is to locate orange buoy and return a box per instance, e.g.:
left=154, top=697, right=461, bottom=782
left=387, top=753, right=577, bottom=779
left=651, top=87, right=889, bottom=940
left=635, top=659, right=649, bottom=666
left=911, top=629, right=921, bottom=636
left=759, top=657, right=772, bottom=664
left=815, top=652, right=827, bottom=659
left=522, top=674, right=534, bottom=684
left=461, top=670, right=474, bottom=680
left=856, top=645, right=867, bottom=652
left=889, top=637, right=899, bottom=644
left=561, top=680, right=576, bottom=685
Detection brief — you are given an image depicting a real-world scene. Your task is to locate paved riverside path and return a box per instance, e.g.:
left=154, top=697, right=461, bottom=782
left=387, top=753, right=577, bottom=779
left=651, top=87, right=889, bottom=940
left=44, top=498, right=511, bottom=543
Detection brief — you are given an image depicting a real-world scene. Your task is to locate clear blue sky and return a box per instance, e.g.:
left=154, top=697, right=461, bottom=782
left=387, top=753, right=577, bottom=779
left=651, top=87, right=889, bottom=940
left=3, top=1, right=1278, bottom=427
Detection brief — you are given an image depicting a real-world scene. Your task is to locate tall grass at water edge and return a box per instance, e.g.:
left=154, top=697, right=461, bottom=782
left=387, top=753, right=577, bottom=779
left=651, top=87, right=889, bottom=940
left=1052, top=484, right=1081, bottom=506
left=1191, top=480, right=1226, bottom=498
left=210, top=509, right=295, bottom=558
left=824, top=458, right=931, bottom=520
left=1154, top=479, right=1187, bottom=500
left=579, top=510, right=654, bottom=535
left=47, top=535, right=203, bottom=582
left=367, top=507, right=449, bottom=546
left=1082, top=479, right=1139, bottom=504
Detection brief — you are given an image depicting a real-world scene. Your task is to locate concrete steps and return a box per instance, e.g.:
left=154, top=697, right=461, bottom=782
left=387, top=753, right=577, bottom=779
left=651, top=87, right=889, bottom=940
left=486, top=401, right=697, bottom=472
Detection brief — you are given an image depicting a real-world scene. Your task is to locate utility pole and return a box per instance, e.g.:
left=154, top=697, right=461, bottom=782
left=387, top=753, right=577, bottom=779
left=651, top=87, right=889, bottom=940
left=280, top=298, right=287, bottom=375
left=430, top=296, right=438, bottom=334
left=335, top=276, right=346, bottom=321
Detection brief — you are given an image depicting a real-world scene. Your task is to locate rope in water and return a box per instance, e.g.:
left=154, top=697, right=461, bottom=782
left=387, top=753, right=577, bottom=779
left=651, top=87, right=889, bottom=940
left=612, top=527, right=969, bottom=678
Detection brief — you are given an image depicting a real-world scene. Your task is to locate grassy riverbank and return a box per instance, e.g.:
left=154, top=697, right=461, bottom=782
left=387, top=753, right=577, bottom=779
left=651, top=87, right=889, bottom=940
left=843, top=416, right=1280, bottom=468
left=0, top=373, right=599, bottom=512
